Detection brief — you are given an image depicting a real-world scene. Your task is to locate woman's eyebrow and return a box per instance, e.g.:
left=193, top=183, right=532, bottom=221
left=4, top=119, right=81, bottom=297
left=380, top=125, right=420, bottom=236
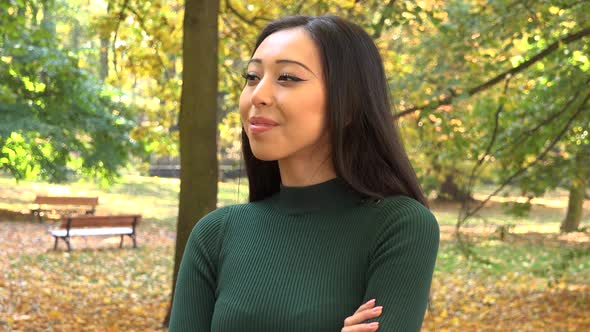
left=247, top=58, right=317, bottom=77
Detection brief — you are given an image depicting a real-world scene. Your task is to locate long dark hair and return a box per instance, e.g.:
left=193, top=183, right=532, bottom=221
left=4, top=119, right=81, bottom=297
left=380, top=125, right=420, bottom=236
left=242, top=15, right=428, bottom=207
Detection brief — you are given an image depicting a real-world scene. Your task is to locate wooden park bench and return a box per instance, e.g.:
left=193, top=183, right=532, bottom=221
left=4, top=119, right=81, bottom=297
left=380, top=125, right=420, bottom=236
left=31, top=196, right=99, bottom=223
left=49, top=214, right=141, bottom=251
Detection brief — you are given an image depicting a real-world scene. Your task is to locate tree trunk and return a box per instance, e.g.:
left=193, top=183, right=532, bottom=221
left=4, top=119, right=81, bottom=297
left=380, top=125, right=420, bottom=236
left=71, top=20, right=81, bottom=50
left=40, top=0, right=56, bottom=35
left=163, top=0, right=219, bottom=327
left=99, top=2, right=111, bottom=81
left=561, top=148, right=589, bottom=232
left=438, top=174, right=472, bottom=202
left=99, top=36, right=109, bottom=80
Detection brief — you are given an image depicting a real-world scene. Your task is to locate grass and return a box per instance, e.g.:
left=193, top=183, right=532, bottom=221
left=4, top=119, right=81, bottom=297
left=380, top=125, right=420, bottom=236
left=0, top=174, right=249, bottom=231
left=436, top=242, right=590, bottom=282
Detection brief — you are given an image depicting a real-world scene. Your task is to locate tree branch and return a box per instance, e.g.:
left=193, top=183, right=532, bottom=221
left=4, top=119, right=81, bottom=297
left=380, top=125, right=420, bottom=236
left=468, top=28, right=590, bottom=95
left=371, top=0, right=397, bottom=40
left=465, top=77, right=510, bottom=194
left=490, top=79, right=588, bottom=157
left=456, top=79, right=510, bottom=257
left=224, top=0, right=271, bottom=28
left=395, top=25, right=590, bottom=118
left=111, top=0, right=130, bottom=77
left=294, top=0, right=306, bottom=14
left=456, top=87, right=590, bottom=230
left=126, top=6, right=168, bottom=71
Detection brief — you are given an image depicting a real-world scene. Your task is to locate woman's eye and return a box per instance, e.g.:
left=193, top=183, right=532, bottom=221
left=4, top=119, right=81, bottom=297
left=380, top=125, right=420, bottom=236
left=241, top=72, right=259, bottom=84
left=278, top=74, right=303, bottom=82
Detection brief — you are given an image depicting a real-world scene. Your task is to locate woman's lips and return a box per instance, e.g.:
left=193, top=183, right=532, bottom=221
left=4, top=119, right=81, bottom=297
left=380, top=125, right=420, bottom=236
left=249, top=123, right=277, bottom=134
left=249, top=117, right=278, bottom=134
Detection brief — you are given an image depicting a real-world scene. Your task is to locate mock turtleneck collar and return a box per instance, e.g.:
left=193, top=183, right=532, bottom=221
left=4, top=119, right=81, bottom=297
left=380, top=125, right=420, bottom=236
left=273, top=177, right=363, bottom=214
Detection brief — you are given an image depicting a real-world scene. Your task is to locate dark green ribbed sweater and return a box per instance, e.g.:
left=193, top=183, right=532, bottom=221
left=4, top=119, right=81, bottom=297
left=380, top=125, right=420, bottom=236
left=169, top=178, right=439, bottom=331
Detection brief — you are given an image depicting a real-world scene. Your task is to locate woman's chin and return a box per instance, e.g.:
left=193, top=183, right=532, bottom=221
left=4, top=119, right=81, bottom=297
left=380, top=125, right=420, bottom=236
left=251, top=148, right=282, bottom=162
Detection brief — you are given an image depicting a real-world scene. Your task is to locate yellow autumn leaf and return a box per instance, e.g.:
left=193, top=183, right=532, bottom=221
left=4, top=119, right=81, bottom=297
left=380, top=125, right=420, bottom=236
left=47, top=310, right=61, bottom=319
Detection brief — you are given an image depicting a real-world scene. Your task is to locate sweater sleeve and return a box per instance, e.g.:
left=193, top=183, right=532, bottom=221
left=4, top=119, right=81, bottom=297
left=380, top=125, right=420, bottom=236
left=364, top=197, right=439, bottom=331
left=169, top=207, right=228, bottom=331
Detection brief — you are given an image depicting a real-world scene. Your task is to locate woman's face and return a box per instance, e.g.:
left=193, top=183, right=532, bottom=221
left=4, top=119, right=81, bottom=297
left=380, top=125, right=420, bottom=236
left=239, top=28, right=328, bottom=162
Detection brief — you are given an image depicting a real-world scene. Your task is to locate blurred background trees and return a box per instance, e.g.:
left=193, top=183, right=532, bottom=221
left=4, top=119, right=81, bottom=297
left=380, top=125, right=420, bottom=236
left=4, top=0, right=587, bottom=229
left=0, top=0, right=145, bottom=184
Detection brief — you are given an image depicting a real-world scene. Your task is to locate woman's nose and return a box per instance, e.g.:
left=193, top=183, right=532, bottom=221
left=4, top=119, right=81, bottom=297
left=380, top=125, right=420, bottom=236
left=250, top=77, right=273, bottom=108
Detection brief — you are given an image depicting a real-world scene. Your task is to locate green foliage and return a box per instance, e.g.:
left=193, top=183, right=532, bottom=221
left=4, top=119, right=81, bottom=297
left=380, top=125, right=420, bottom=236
left=89, top=0, right=183, bottom=158
left=390, top=0, right=590, bottom=211
left=9, top=0, right=587, bottom=203
left=0, top=0, right=145, bottom=183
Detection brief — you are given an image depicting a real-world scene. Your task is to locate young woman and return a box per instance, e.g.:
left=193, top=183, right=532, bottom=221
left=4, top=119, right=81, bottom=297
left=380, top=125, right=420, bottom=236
left=170, top=15, right=439, bottom=331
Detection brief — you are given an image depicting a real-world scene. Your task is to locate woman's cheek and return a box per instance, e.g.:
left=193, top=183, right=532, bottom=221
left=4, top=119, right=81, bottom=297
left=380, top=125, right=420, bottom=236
left=238, top=95, right=250, bottom=128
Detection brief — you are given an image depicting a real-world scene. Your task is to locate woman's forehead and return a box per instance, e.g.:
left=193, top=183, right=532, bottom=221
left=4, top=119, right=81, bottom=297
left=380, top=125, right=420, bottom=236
left=252, top=28, right=321, bottom=71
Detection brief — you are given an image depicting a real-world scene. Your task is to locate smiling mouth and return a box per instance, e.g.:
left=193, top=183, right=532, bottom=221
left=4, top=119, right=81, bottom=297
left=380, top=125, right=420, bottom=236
left=248, top=116, right=279, bottom=134
left=249, top=123, right=277, bottom=134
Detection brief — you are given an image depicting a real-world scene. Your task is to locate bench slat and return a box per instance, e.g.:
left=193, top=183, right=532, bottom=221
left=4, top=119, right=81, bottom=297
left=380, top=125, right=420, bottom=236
left=35, top=196, right=99, bottom=206
left=50, top=227, right=134, bottom=237
left=59, top=215, right=141, bottom=228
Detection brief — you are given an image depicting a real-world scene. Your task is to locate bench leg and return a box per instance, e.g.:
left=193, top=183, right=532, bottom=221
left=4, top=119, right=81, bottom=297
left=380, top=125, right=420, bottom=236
left=64, top=237, right=71, bottom=251
left=130, top=234, right=137, bottom=248
left=120, top=235, right=124, bottom=248
left=54, top=237, right=71, bottom=251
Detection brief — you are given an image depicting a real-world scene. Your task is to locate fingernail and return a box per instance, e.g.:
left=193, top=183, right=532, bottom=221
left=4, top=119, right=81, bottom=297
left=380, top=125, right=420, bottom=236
left=373, top=306, right=383, bottom=312
left=369, top=322, right=379, bottom=328
left=367, top=299, right=376, bottom=304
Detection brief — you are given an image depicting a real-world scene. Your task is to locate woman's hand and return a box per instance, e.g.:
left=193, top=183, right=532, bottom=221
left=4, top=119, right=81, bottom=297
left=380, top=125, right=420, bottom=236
left=341, top=299, right=382, bottom=331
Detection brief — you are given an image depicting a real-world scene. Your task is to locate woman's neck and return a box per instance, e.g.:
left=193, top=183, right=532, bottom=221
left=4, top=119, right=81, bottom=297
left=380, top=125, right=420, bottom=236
left=278, top=152, right=336, bottom=187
